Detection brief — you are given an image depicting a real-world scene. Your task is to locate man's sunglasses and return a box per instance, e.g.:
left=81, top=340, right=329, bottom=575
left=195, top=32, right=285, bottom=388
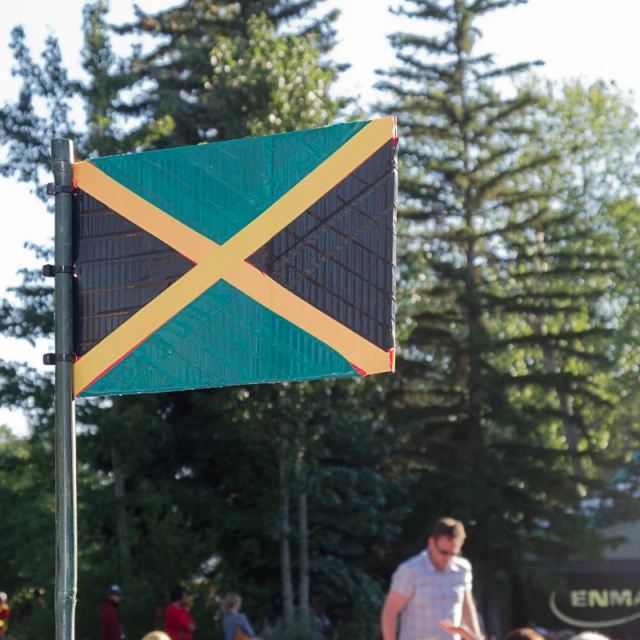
left=434, top=542, right=459, bottom=557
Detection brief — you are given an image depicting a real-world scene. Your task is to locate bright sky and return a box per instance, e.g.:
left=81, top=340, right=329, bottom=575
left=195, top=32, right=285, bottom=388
left=0, top=0, right=639, bottom=435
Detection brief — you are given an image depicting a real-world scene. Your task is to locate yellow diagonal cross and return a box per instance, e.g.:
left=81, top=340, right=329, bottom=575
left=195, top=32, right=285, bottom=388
left=73, top=118, right=395, bottom=396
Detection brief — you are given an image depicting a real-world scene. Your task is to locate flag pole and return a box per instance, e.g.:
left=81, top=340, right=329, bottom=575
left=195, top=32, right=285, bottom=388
left=50, top=138, right=78, bottom=640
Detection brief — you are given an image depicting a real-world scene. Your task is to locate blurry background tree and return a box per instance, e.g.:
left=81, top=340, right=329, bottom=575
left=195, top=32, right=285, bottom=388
left=0, top=0, right=640, bottom=639
left=0, top=1, right=399, bottom=638
left=376, top=0, right=640, bottom=632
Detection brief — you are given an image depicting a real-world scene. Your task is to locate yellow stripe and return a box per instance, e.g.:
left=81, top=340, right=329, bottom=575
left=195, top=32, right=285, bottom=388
left=74, top=118, right=393, bottom=395
left=71, top=165, right=391, bottom=373
left=226, top=265, right=391, bottom=375
left=73, top=161, right=213, bottom=262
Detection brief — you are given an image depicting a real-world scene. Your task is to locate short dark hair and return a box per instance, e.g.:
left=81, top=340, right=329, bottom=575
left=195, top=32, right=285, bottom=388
left=506, top=629, right=545, bottom=640
left=432, top=517, right=466, bottom=543
left=170, top=585, right=187, bottom=603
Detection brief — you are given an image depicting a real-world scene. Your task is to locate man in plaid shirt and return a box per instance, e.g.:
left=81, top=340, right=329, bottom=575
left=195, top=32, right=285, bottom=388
left=381, top=518, right=483, bottom=640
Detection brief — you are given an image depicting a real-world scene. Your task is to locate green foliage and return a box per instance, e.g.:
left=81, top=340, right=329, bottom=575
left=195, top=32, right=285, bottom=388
left=0, top=427, right=55, bottom=590
left=2, top=1, right=640, bottom=639
left=206, top=13, right=339, bottom=138
left=377, top=0, right=640, bottom=583
left=104, top=0, right=339, bottom=151
left=0, top=1, right=401, bottom=638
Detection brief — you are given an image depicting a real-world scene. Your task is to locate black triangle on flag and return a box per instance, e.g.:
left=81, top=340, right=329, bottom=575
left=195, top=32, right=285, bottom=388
left=72, top=189, right=195, bottom=357
left=248, top=139, right=396, bottom=352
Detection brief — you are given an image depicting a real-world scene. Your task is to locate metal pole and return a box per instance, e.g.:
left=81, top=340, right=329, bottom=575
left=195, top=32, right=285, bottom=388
left=51, top=138, right=77, bottom=640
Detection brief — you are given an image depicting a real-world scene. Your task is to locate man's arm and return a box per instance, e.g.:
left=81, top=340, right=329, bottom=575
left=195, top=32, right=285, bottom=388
left=440, top=619, right=481, bottom=640
left=460, top=591, right=482, bottom=639
left=381, top=590, right=409, bottom=640
left=240, top=614, right=255, bottom=638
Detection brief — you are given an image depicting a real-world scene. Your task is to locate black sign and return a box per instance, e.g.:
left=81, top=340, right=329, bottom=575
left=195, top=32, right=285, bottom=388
left=526, top=570, right=640, bottom=637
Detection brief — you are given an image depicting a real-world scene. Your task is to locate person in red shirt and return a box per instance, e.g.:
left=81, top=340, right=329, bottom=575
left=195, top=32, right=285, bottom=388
left=100, top=584, right=125, bottom=640
left=164, top=586, right=196, bottom=640
left=0, top=592, right=10, bottom=638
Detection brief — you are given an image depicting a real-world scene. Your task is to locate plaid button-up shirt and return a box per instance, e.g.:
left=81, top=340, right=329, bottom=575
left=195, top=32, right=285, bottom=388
left=391, top=551, right=472, bottom=640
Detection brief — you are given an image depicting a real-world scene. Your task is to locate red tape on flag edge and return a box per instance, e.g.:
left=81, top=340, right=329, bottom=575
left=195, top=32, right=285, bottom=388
left=244, top=259, right=267, bottom=276
left=350, top=363, right=367, bottom=376
left=76, top=337, right=148, bottom=396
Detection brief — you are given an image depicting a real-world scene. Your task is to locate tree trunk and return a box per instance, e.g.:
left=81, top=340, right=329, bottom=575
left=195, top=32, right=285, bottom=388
left=463, top=97, right=483, bottom=454
left=111, top=443, right=133, bottom=592
left=528, top=231, right=585, bottom=477
left=298, top=489, right=310, bottom=628
left=524, top=314, right=585, bottom=477
left=545, top=347, right=584, bottom=477
left=279, top=442, right=294, bottom=626
left=297, top=420, right=310, bottom=629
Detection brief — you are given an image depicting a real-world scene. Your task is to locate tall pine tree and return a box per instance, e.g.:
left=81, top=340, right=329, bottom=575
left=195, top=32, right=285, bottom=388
left=378, top=1, right=640, bottom=633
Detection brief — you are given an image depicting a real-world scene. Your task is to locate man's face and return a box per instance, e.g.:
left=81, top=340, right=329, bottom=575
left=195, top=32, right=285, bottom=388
left=109, top=594, right=122, bottom=605
left=428, top=535, right=462, bottom=571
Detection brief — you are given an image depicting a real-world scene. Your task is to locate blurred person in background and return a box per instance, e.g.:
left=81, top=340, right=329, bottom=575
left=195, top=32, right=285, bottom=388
left=141, top=632, right=171, bottom=640
left=220, top=593, right=256, bottom=640
left=100, top=585, right=125, bottom=640
left=568, top=634, right=609, bottom=640
left=0, top=592, right=10, bottom=638
left=19, top=587, right=46, bottom=626
left=311, top=595, right=333, bottom=638
left=164, top=586, right=196, bottom=640
left=381, top=518, right=482, bottom=640
left=441, top=620, right=548, bottom=640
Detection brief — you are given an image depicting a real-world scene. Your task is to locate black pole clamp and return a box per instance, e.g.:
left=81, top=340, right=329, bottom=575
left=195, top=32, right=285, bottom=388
left=43, top=353, right=76, bottom=366
left=46, top=183, right=74, bottom=196
left=43, top=264, right=74, bottom=277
